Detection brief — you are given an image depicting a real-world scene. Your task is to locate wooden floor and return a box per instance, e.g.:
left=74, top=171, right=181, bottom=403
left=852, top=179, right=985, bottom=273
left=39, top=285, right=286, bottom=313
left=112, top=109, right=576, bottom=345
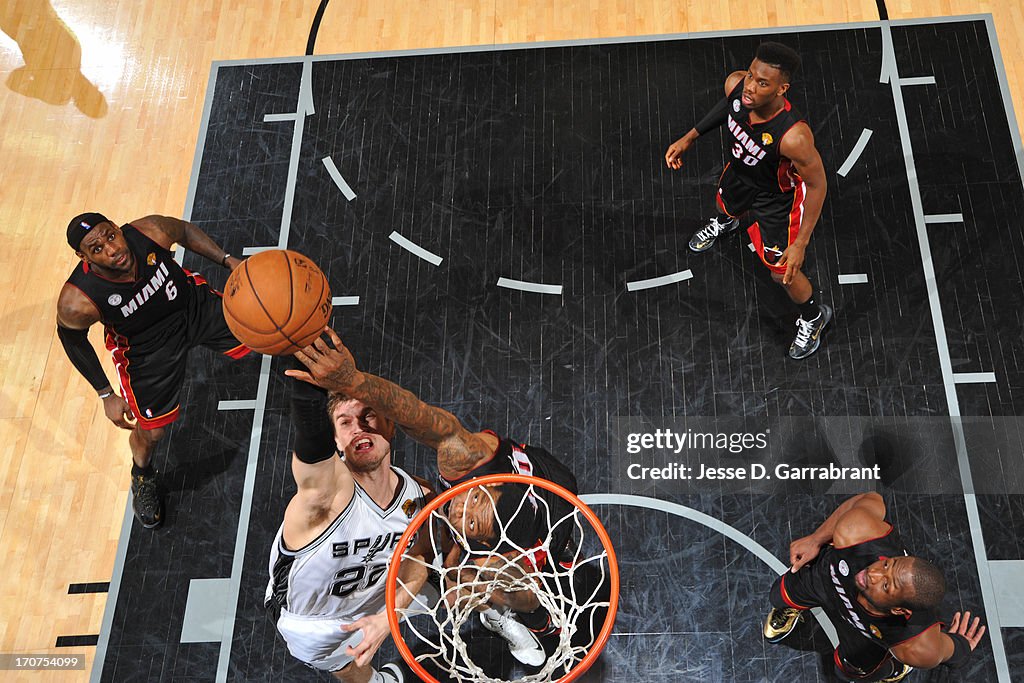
left=1, top=0, right=1022, bottom=679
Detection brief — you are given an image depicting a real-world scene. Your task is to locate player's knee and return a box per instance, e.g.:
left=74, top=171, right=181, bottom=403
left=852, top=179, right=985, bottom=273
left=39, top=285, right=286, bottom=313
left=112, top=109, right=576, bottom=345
left=136, top=425, right=166, bottom=444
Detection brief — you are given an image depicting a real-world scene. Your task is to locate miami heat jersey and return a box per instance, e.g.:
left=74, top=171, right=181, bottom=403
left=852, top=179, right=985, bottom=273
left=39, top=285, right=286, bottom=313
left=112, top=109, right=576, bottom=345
left=812, top=525, right=940, bottom=647
left=265, top=467, right=425, bottom=619
left=722, top=81, right=805, bottom=194
left=65, top=226, right=194, bottom=342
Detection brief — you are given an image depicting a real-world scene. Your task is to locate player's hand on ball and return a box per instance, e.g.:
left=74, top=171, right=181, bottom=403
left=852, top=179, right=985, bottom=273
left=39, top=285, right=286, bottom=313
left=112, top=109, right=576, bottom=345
left=342, top=612, right=390, bottom=667
left=287, top=327, right=360, bottom=392
left=789, top=534, right=822, bottom=572
left=102, top=393, right=135, bottom=430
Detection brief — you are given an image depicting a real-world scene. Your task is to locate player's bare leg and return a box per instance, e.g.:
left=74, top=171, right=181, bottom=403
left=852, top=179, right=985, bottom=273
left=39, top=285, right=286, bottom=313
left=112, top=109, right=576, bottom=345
left=334, top=661, right=404, bottom=683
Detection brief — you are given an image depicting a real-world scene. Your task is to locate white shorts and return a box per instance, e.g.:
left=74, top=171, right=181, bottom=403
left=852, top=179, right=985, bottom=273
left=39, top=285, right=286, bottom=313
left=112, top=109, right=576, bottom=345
left=276, top=609, right=367, bottom=672
left=276, top=584, right=439, bottom=672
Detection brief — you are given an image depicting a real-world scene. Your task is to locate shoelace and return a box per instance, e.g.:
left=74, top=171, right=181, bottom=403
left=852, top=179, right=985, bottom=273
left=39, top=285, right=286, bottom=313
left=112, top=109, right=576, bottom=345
left=793, top=316, right=817, bottom=347
left=696, top=222, right=722, bottom=242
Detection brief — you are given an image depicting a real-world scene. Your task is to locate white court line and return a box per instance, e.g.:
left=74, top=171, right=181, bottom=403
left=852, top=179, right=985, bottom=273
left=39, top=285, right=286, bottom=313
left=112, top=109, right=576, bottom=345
left=625, top=269, right=693, bottom=292
left=496, top=277, right=563, bottom=295
left=953, top=372, right=997, bottom=384
left=389, top=231, right=443, bottom=266
left=217, top=400, right=256, bottom=410
left=924, top=213, right=964, bottom=224
left=322, top=156, right=357, bottom=201
left=241, top=246, right=277, bottom=256
left=836, top=128, right=873, bottom=177
left=331, top=296, right=360, bottom=306
left=900, top=76, right=936, bottom=86
left=263, top=113, right=298, bottom=122
left=583, top=494, right=839, bottom=647
left=882, top=22, right=1010, bottom=681
left=837, top=273, right=869, bottom=285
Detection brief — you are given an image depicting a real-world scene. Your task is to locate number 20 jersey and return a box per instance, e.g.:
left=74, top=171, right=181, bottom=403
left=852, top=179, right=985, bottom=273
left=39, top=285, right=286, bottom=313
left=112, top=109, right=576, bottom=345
left=265, top=466, right=425, bottom=619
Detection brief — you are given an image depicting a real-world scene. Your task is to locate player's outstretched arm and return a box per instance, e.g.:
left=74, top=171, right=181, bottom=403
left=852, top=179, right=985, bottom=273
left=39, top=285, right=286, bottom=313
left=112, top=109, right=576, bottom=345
left=890, top=611, right=986, bottom=669
left=665, top=70, right=747, bottom=170
left=789, top=492, right=886, bottom=571
left=282, top=366, right=353, bottom=537
left=132, top=215, right=242, bottom=270
left=289, top=328, right=495, bottom=479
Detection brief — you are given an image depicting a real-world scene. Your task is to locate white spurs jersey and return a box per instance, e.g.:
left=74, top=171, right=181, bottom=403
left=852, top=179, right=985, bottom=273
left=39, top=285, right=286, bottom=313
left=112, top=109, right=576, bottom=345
left=265, top=466, right=425, bottom=619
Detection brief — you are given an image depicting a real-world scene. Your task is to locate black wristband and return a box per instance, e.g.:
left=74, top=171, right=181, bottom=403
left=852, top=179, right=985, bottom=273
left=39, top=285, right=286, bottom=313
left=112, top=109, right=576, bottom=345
left=944, top=632, right=973, bottom=668
left=57, top=325, right=110, bottom=391
left=694, top=96, right=732, bottom=135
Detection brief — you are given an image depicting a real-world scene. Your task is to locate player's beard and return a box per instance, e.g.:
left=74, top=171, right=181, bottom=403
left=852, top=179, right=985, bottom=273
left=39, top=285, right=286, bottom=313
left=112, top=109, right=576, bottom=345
left=345, top=442, right=389, bottom=473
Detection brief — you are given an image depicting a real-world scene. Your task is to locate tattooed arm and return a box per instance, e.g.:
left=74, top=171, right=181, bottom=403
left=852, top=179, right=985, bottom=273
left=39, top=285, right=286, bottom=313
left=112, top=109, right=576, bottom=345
left=287, top=328, right=499, bottom=479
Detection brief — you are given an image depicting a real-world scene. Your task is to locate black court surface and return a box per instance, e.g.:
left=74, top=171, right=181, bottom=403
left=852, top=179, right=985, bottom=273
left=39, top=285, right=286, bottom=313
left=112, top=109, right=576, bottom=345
left=94, top=16, right=1024, bottom=683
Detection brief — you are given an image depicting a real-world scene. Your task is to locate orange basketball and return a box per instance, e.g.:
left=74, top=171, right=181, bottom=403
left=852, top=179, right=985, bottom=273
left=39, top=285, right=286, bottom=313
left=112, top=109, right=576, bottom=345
left=221, top=249, right=332, bottom=355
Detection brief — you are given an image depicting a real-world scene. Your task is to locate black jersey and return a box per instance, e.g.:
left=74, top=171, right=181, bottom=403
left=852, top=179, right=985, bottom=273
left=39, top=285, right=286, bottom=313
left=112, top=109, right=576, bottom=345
left=66, top=226, right=195, bottom=343
left=723, top=81, right=805, bottom=194
left=811, top=524, right=940, bottom=648
left=440, top=433, right=578, bottom=558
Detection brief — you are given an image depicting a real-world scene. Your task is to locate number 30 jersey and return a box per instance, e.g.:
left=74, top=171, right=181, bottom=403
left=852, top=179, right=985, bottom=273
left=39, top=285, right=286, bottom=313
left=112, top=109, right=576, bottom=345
left=265, top=466, right=426, bottom=619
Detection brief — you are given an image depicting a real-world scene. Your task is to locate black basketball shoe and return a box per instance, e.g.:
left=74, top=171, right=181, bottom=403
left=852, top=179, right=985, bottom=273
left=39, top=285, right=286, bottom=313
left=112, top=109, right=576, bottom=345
left=379, top=662, right=406, bottom=683
left=131, top=469, right=164, bottom=529
left=789, top=303, right=832, bottom=360
left=763, top=607, right=804, bottom=643
left=689, top=215, right=740, bottom=253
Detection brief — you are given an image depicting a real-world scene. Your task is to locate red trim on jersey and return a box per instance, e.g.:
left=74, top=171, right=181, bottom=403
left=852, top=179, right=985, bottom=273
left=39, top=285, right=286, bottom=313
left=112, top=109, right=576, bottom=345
left=105, top=328, right=180, bottom=430
left=833, top=523, right=894, bottom=550
left=715, top=163, right=738, bottom=216
left=779, top=574, right=812, bottom=610
left=750, top=98, right=792, bottom=125
left=776, top=155, right=804, bottom=193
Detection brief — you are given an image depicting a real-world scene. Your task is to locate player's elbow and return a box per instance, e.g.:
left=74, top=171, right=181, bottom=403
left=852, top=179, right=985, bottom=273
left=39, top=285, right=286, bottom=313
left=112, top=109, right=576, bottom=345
left=895, top=651, right=944, bottom=670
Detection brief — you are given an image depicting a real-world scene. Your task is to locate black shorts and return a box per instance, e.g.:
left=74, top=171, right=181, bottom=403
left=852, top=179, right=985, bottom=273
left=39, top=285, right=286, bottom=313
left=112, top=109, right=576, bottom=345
left=105, top=273, right=250, bottom=429
left=716, top=163, right=805, bottom=274
left=769, top=572, right=895, bottom=681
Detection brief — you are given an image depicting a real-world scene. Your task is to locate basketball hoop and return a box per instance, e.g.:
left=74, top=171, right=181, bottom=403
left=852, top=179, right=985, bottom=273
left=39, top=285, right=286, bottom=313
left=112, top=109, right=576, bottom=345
left=385, top=474, right=619, bottom=683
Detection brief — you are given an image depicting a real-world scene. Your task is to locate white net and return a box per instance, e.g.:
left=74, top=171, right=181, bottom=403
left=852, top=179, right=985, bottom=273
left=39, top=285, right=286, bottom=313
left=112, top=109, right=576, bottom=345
left=390, top=476, right=616, bottom=683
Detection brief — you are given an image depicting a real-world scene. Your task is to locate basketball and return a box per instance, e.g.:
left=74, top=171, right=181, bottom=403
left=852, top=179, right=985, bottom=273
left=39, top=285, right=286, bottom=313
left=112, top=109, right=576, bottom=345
left=221, top=249, right=332, bottom=355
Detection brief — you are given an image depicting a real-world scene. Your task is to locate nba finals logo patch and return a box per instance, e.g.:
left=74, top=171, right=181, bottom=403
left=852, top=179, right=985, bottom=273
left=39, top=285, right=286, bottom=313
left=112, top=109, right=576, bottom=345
left=762, top=132, right=774, bottom=146
left=147, top=253, right=157, bottom=266
left=870, top=625, right=882, bottom=639
left=402, top=499, right=418, bottom=519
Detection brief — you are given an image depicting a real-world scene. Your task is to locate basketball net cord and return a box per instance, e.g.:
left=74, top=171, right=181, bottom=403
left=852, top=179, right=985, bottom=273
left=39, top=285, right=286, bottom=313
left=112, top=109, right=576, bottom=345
left=393, top=484, right=613, bottom=683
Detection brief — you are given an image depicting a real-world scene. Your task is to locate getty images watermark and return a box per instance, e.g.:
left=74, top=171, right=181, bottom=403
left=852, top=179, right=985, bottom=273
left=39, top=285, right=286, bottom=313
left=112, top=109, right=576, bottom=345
left=624, top=427, right=881, bottom=483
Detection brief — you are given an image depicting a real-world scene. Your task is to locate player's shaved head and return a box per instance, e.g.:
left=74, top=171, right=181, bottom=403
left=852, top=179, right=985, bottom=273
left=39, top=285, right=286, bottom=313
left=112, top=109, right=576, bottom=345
left=903, top=557, right=946, bottom=611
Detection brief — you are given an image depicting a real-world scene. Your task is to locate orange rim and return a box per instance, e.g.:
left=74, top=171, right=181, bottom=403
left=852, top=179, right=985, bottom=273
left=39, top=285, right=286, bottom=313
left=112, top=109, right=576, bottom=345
left=385, top=473, right=619, bottom=683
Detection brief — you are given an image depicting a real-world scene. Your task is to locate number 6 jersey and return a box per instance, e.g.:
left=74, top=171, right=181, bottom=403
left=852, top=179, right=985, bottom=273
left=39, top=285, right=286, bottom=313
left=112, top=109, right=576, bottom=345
left=265, top=466, right=426, bottom=620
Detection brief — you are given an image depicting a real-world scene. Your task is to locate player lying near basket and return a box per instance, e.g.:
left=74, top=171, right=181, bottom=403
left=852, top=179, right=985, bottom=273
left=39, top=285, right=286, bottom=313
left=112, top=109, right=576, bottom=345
left=264, top=363, right=434, bottom=682
left=288, top=328, right=600, bottom=670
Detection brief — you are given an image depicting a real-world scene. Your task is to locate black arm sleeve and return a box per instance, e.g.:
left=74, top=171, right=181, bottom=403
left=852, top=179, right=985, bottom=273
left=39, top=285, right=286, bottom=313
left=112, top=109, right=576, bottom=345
left=287, top=360, right=337, bottom=464
left=57, top=325, right=110, bottom=391
left=694, top=95, right=732, bottom=135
